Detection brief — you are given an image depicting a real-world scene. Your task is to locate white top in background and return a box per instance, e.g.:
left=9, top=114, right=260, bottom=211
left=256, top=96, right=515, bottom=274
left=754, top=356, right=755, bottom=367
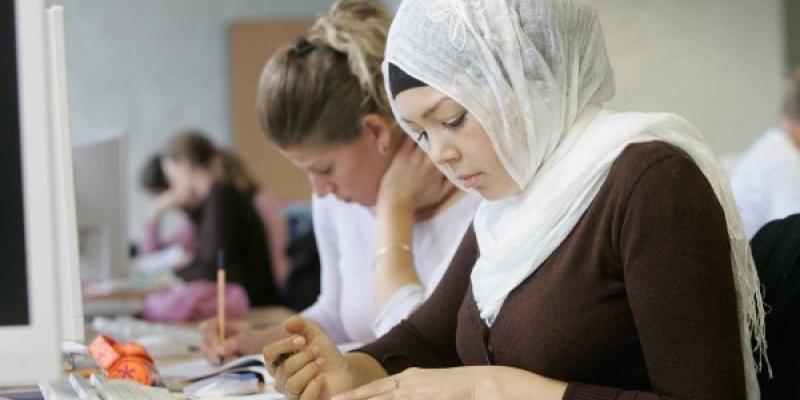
left=301, top=193, right=480, bottom=344
left=730, top=128, right=800, bottom=238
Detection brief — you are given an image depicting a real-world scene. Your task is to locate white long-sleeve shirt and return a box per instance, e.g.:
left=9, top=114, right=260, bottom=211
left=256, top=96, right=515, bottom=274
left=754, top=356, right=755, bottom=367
left=729, top=128, right=800, bottom=238
left=301, top=193, right=480, bottom=344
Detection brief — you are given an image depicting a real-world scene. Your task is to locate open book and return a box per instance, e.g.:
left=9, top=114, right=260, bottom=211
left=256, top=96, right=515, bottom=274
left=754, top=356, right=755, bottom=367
left=158, top=354, right=272, bottom=385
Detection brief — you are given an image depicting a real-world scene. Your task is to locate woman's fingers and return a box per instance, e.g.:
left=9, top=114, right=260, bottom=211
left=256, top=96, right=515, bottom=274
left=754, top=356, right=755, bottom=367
left=215, top=337, right=243, bottom=363
left=200, top=341, right=222, bottom=366
left=281, top=316, right=344, bottom=372
left=285, top=358, right=323, bottom=398
left=299, top=376, right=323, bottom=400
left=263, top=334, right=306, bottom=376
left=282, top=347, right=320, bottom=378
left=283, top=315, right=327, bottom=342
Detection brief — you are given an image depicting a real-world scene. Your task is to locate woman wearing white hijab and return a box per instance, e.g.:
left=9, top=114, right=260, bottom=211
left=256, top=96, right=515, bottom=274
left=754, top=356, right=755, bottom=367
left=263, top=0, right=768, bottom=399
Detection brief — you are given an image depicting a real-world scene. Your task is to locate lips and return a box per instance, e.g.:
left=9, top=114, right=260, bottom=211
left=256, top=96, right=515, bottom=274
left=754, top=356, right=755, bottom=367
left=457, top=172, right=482, bottom=189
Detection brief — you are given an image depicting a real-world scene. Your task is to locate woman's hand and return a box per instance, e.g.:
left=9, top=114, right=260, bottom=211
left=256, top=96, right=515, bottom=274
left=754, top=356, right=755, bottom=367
left=377, top=137, right=454, bottom=216
left=263, top=316, right=355, bottom=399
left=331, top=366, right=568, bottom=400
left=199, top=319, right=289, bottom=366
left=147, top=189, right=182, bottom=222
left=199, top=319, right=253, bottom=365
left=331, top=367, right=478, bottom=400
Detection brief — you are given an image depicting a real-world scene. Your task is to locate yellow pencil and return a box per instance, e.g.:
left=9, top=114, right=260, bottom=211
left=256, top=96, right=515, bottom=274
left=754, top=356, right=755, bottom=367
left=217, top=250, right=226, bottom=342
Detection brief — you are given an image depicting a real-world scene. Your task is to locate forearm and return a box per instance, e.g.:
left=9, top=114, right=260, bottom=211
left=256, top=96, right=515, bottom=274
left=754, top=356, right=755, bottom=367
left=478, top=366, right=567, bottom=400
left=345, top=352, right=389, bottom=388
left=372, top=199, right=421, bottom=311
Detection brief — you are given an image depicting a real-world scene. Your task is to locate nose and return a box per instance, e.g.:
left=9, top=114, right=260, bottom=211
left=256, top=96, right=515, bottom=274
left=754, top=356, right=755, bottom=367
left=308, top=174, right=335, bottom=197
left=428, top=132, right=459, bottom=166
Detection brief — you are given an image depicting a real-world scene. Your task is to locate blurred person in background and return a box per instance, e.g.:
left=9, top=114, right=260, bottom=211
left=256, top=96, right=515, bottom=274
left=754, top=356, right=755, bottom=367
left=730, top=72, right=800, bottom=238
left=138, top=153, right=199, bottom=257
left=162, top=130, right=282, bottom=307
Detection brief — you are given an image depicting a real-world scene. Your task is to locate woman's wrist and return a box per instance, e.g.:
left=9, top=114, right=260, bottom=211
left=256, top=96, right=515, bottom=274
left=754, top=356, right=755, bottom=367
left=476, top=366, right=568, bottom=400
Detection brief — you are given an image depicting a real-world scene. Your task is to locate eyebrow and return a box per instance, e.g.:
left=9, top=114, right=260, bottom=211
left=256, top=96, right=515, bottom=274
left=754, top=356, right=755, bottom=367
left=401, top=95, right=449, bottom=124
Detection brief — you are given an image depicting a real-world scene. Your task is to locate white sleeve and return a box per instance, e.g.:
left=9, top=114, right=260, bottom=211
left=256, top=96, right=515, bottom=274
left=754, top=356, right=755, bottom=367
left=764, top=160, right=800, bottom=224
left=371, top=283, right=426, bottom=337
left=300, top=197, right=350, bottom=343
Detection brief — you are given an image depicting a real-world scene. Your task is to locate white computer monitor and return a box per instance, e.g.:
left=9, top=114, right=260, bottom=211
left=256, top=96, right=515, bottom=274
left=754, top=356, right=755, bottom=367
left=46, top=4, right=85, bottom=346
left=0, top=0, right=83, bottom=384
left=72, top=130, right=129, bottom=284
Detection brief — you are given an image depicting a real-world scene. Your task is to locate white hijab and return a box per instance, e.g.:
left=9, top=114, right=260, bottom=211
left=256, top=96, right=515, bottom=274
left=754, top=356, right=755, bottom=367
left=382, top=0, right=767, bottom=397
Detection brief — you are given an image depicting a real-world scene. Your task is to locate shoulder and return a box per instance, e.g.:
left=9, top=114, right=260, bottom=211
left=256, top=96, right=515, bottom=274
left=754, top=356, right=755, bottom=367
left=608, top=141, right=727, bottom=230
left=311, top=194, right=339, bottom=213
left=312, top=195, right=375, bottom=241
left=606, top=141, right=703, bottom=195
left=613, top=141, right=694, bottom=175
left=313, top=194, right=374, bottom=222
left=736, top=130, right=800, bottom=173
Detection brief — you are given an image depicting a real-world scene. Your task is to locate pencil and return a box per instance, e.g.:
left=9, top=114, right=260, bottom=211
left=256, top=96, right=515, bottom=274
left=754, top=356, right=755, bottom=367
left=217, top=250, right=226, bottom=342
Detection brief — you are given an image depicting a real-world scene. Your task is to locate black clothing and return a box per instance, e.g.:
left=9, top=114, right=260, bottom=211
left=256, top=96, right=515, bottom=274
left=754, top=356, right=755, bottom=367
left=175, top=183, right=280, bottom=307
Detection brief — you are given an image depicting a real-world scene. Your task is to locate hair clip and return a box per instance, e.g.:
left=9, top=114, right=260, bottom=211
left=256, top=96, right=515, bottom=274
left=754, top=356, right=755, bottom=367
left=294, top=37, right=315, bottom=57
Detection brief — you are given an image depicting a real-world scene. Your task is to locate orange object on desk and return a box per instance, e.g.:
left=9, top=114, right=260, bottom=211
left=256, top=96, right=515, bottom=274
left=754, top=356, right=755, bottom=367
left=88, top=334, right=160, bottom=386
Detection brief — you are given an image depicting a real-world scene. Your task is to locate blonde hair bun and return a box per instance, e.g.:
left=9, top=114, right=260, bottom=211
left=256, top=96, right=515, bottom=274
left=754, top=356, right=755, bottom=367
left=310, top=0, right=391, bottom=111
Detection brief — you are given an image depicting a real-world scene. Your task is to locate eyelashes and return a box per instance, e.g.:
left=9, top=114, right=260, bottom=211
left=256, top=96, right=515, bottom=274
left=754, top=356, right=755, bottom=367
left=444, top=112, right=467, bottom=129
left=413, top=111, right=468, bottom=143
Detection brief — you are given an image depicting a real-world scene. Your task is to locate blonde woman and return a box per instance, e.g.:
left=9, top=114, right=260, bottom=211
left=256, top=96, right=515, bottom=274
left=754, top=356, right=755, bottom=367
left=199, top=0, right=479, bottom=364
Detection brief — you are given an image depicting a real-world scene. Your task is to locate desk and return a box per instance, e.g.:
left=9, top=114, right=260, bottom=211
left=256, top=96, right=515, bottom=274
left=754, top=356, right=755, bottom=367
left=74, top=306, right=295, bottom=396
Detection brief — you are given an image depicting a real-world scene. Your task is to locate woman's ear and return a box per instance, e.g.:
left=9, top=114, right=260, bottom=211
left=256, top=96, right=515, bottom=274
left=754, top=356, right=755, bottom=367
left=360, top=113, right=394, bottom=155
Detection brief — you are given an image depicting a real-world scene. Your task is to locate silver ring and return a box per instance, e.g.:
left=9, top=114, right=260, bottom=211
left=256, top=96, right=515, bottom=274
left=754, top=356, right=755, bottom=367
left=286, top=388, right=300, bottom=399
left=394, top=379, right=400, bottom=390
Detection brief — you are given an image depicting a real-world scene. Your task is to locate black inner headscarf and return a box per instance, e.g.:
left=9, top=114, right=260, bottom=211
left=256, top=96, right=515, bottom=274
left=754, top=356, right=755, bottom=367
left=388, top=63, right=426, bottom=98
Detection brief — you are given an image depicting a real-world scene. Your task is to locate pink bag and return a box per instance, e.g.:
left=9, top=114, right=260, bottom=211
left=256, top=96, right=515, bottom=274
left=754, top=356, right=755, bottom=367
left=142, top=280, right=249, bottom=322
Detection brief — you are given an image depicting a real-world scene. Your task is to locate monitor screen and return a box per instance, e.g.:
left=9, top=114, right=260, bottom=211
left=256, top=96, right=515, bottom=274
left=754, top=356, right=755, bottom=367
left=0, top=0, right=30, bottom=326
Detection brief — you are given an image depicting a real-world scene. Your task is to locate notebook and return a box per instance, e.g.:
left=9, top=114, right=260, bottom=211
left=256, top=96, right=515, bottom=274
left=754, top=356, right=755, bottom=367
left=158, top=354, right=271, bottom=385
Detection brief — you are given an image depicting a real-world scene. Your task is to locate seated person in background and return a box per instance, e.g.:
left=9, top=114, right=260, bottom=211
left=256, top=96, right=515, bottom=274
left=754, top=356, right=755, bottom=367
left=217, top=151, right=293, bottom=295
left=199, top=0, right=480, bottom=364
left=751, top=214, right=800, bottom=399
left=162, top=130, right=281, bottom=307
left=730, top=72, right=800, bottom=238
left=264, top=0, right=767, bottom=398
left=138, top=153, right=198, bottom=256
left=137, top=150, right=292, bottom=289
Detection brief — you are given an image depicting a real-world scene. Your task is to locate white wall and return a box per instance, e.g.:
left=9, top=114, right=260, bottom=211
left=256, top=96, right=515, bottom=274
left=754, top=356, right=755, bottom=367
left=50, top=0, right=394, bottom=240
left=53, top=0, right=785, bottom=241
left=596, top=0, right=786, bottom=154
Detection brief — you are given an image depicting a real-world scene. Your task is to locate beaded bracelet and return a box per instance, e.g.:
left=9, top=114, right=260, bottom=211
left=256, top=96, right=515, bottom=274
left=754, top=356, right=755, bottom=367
left=373, top=243, right=412, bottom=265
